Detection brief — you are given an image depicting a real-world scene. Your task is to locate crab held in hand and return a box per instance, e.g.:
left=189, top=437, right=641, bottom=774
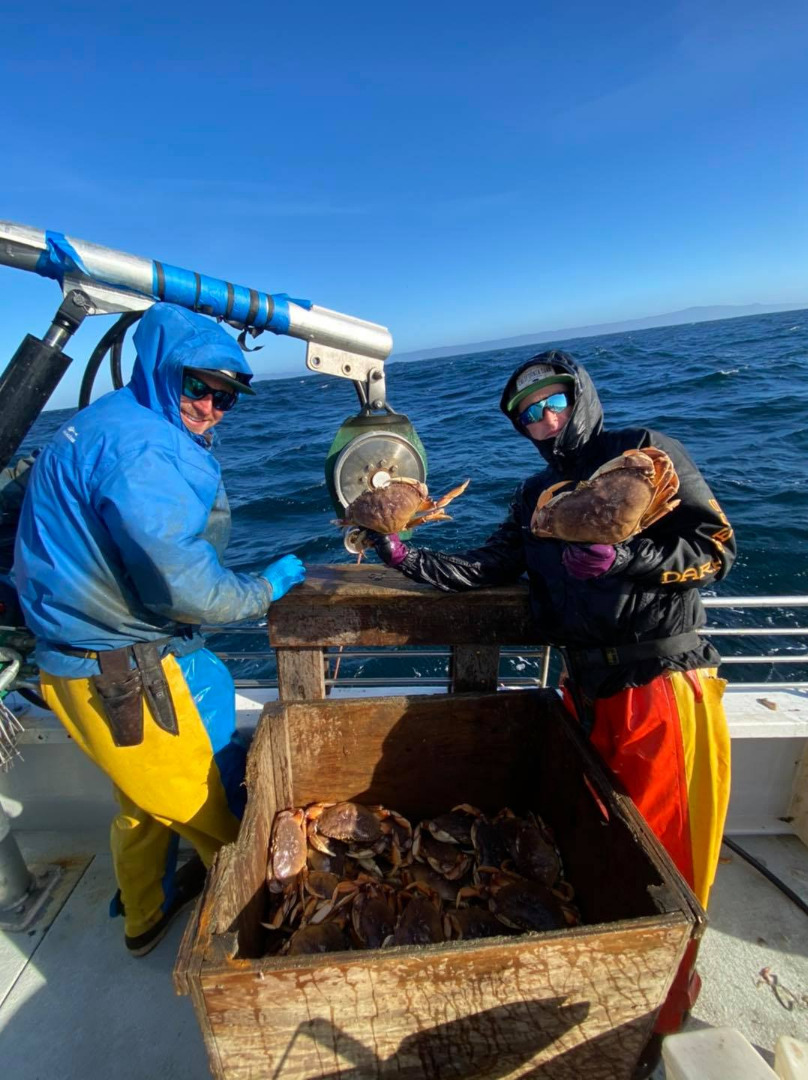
left=335, top=477, right=470, bottom=535
left=530, top=448, right=680, bottom=545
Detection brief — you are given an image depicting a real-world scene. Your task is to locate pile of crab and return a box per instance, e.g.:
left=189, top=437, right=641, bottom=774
left=264, top=800, right=579, bottom=957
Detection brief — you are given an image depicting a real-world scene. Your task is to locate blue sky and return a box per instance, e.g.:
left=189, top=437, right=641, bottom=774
left=2, top=0, right=807, bottom=407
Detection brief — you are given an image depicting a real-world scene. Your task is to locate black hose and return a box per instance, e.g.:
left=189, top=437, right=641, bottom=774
left=723, top=835, right=808, bottom=917
left=78, top=311, right=143, bottom=410
left=110, top=334, right=125, bottom=389
left=15, top=685, right=50, bottom=711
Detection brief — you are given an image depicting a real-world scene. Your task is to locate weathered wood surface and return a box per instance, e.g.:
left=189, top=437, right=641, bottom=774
left=178, top=689, right=702, bottom=1079
left=255, top=690, right=695, bottom=925
left=276, top=647, right=326, bottom=700
left=263, top=691, right=557, bottom=822
left=199, top=920, right=689, bottom=1079
left=450, top=644, right=501, bottom=692
left=269, top=564, right=536, bottom=647
left=174, top=881, right=215, bottom=996
left=197, top=704, right=290, bottom=948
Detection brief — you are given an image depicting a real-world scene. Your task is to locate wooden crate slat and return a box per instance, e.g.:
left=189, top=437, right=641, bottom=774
left=198, top=921, right=688, bottom=1079
left=269, top=565, right=535, bottom=647
left=450, top=644, right=501, bottom=692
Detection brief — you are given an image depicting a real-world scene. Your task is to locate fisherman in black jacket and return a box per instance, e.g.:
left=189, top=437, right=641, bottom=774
left=367, top=350, right=735, bottom=1077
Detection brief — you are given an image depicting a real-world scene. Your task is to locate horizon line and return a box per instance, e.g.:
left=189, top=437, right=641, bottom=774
left=387, top=300, right=808, bottom=365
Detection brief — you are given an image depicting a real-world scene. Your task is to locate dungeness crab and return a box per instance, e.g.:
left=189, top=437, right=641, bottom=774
left=530, top=448, right=680, bottom=545
left=335, top=477, right=470, bottom=536
left=261, top=800, right=584, bottom=953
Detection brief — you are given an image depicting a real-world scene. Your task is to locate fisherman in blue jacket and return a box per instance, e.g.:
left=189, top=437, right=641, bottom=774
left=13, top=303, right=305, bottom=955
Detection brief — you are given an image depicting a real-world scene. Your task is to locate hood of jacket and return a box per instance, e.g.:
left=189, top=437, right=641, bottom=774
left=499, top=350, right=604, bottom=474
left=129, top=304, right=254, bottom=439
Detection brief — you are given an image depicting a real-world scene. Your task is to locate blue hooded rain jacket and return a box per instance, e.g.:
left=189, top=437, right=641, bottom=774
left=14, top=304, right=272, bottom=679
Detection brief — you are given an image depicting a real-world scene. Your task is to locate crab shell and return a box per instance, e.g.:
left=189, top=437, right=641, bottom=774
left=335, top=477, right=470, bottom=535
left=530, top=448, right=681, bottom=545
left=314, top=802, right=383, bottom=845
left=444, top=906, right=505, bottom=941
left=268, top=808, right=307, bottom=891
left=391, top=883, right=446, bottom=946
left=285, top=920, right=348, bottom=955
left=489, top=879, right=575, bottom=932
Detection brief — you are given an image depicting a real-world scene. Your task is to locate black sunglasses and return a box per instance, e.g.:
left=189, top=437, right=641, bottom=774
left=181, top=372, right=239, bottom=412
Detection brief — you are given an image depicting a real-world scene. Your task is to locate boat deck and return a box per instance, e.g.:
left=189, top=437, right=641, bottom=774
left=2, top=830, right=806, bottom=1078
left=1, top=683, right=807, bottom=1078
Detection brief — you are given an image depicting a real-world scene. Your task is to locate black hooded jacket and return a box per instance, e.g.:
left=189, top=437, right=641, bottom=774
left=396, top=352, right=736, bottom=698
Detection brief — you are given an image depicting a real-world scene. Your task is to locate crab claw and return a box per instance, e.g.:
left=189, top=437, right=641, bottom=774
left=535, top=480, right=571, bottom=511
left=530, top=480, right=573, bottom=538
left=431, top=478, right=471, bottom=511
left=405, top=479, right=471, bottom=530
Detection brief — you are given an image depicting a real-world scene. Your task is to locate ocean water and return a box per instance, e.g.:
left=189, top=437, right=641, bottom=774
left=20, top=307, right=808, bottom=683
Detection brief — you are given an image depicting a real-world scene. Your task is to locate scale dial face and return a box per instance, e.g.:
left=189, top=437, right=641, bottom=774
left=332, top=431, right=426, bottom=509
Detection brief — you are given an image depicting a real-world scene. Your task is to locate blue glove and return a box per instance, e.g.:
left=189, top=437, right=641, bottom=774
left=260, top=554, right=306, bottom=600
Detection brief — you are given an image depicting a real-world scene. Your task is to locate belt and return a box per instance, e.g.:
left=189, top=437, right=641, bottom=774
left=55, top=638, right=181, bottom=746
left=564, top=631, right=703, bottom=668
left=54, top=634, right=179, bottom=660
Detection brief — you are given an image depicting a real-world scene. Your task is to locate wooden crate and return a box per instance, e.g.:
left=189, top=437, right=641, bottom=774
left=176, top=689, right=703, bottom=1079
left=266, top=564, right=538, bottom=699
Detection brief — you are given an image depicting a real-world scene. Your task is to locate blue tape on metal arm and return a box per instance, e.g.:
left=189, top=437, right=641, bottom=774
left=151, top=262, right=312, bottom=334
left=273, top=293, right=313, bottom=311
left=34, top=231, right=89, bottom=285
left=266, top=294, right=290, bottom=334
left=264, top=293, right=313, bottom=335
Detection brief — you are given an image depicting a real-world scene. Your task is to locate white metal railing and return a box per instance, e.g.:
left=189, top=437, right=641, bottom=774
left=204, top=594, right=808, bottom=693
left=700, top=595, right=808, bottom=689
left=1, top=597, right=804, bottom=707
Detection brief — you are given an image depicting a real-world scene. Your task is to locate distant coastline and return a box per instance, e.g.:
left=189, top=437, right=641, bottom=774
left=391, top=302, right=808, bottom=365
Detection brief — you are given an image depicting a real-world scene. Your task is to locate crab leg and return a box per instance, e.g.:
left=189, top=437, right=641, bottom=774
left=430, top=478, right=471, bottom=510
left=641, top=499, right=681, bottom=530
left=404, top=479, right=470, bottom=529
left=535, top=479, right=572, bottom=511
left=637, top=449, right=680, bottom=529
left=406, top=509, right=454, bottom=527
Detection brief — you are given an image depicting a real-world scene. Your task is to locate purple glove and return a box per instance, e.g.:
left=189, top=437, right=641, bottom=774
left=562, top=543, right=616, bottom=580
left=366, top=531, right=409, bottom=568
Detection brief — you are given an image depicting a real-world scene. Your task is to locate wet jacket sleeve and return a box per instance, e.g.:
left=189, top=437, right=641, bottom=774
left=397, top=492, right=528, bottom=592
left=607, top=434, right=735, bottom=589
left=94, top=448, right=272, bottom=623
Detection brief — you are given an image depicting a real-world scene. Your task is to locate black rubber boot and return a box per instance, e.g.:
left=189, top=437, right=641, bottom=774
left=125, top=854, right=207, bottom=957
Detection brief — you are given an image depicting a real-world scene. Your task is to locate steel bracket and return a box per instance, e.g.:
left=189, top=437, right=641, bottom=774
left=62, top=273, right=154, bottom=316
left=306, top=342, right=388, bottom=410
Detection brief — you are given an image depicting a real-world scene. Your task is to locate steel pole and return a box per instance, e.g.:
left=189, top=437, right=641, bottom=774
left=0, top=799, right=32, bottom=912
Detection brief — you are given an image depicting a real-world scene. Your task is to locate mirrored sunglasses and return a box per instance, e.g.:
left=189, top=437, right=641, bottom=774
left=517, top=392, right=571, bottom=426
left=181, top=373, right=239, bottom=412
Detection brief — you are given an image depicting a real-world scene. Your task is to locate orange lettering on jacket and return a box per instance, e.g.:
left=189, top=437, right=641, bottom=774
left=661, top=559, right=722, bottom=585
left=708, top=499, right=733, bottom=554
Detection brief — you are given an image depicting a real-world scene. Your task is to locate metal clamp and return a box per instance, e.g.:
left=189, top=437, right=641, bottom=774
left=306, top=342, right=388, bottom=410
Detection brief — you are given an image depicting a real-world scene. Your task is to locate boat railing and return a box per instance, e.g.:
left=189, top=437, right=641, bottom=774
left=203, top=594, right=808, bottom=694
left=699, top=595, right=808, bottom=690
